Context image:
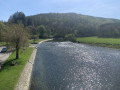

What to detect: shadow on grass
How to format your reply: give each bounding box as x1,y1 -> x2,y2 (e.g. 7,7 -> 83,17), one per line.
1,58 -> 23,71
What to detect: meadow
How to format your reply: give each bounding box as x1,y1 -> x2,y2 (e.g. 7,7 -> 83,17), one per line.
77,37 -> 120,49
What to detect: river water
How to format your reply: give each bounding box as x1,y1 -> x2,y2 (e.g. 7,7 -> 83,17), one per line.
30,42 -> 120,90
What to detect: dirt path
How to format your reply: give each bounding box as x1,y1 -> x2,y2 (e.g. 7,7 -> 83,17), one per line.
38,39 -> 53,44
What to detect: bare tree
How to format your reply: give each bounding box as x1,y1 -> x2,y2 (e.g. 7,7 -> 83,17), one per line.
3,23 -> 29,59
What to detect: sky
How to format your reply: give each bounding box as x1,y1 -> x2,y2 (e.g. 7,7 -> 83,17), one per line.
0,0 -> 120,21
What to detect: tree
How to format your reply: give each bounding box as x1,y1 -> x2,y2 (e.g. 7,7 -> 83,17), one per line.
31,35 -> 39,44
0,21 -> 5,42
8,12 -> 26,25
65,34 -> 76,42
37,25 -> 47,38
26,17 -> 33,26
28,26 -> 39,43
24,13 -> 119,38
3,24 -> 29,59
98,23 -> 120,38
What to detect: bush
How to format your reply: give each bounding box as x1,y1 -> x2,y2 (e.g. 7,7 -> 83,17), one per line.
65,34 -> 76,42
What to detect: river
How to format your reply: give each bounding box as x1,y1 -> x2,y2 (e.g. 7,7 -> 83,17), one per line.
30,42 -> 120,90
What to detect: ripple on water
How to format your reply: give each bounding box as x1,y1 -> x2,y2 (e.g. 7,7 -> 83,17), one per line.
30,42 -> 120,90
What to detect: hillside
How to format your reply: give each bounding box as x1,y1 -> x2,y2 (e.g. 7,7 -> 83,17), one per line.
27,13 -> 120,25
25,13 -> 120,37
7,12 -> 120,38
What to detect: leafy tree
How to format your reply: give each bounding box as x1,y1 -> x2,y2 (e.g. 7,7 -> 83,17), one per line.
32,35 -> 39,44
28,26 -> 38,37
26,17 -> 33,26
3,24 -> 29,59
65,34 -> 76,42
8,12 -> 26,25
37,25 -> 47,38
0,21 -> 5,42
98,23 -> 120,38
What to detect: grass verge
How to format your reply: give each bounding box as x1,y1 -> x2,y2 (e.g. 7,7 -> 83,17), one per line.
0,42 -> 6,46
77,37 -> 120,49
0,47 -> 34,90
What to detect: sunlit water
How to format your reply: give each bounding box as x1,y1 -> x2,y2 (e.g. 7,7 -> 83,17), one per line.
30,42 -> 120,90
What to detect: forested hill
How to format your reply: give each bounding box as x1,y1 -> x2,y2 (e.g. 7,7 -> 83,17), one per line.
25,13 -> 120,37
7,12 -> 120,38
27,13 -> 120,26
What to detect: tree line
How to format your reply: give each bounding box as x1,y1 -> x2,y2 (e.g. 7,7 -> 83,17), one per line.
1,12 -> 120,59
24,13 -> 120,38
7,12 -> 120,39
98,23 -> 120,38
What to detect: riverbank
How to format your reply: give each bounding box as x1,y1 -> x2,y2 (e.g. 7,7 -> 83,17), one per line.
0,47 -> 34,90
76,37 -> 120,49
15,39 -> 53,90
15,48 -> 37,90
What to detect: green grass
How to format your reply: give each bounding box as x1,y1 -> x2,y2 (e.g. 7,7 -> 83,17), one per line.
77,37 -> 120,48
0,47 -> 34,90
29,39 -> 47,44
0,42 -> 6,46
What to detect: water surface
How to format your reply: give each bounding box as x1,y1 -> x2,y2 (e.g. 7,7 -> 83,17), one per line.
30,42 -> 120,90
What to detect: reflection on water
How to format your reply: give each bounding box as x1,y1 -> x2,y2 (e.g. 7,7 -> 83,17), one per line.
30,42 -> 120,90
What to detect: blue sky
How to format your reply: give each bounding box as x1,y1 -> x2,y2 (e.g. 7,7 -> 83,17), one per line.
0,0 -> 120,21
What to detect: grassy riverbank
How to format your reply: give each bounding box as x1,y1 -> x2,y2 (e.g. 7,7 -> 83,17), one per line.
77,37 -> 120,49
0,47 -> 34,90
